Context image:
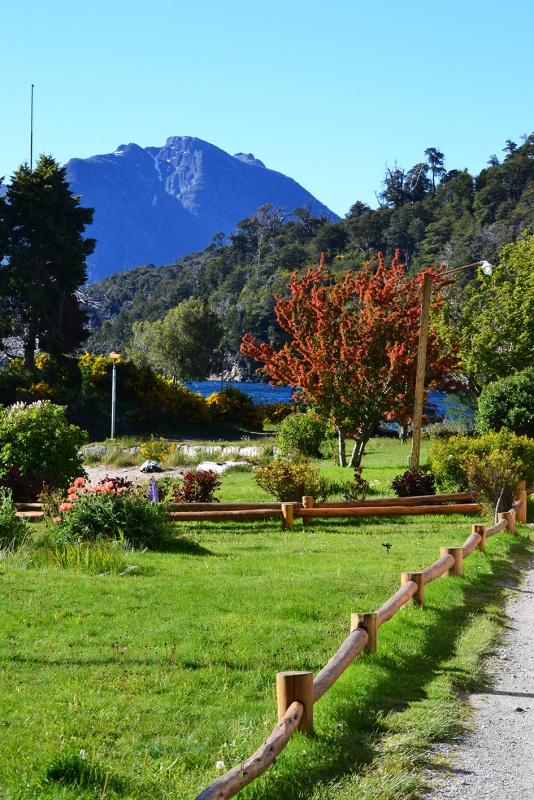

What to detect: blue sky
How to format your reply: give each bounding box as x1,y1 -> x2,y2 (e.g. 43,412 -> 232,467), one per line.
2,0 -> 533,217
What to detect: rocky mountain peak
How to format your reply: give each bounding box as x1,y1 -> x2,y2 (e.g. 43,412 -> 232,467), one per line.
66,136 -> 338,282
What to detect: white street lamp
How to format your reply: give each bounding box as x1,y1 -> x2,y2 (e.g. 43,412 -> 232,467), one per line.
110,351 -> 120,440
410,260 -> 493,470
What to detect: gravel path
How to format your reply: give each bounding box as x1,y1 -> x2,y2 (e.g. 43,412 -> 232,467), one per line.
424,549 -> 534,799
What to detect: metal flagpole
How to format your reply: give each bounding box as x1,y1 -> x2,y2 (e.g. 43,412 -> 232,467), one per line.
30,84 -> 34,171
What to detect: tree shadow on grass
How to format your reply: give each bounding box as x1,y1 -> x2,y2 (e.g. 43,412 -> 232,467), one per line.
156,536 -> 213,555
234,536 -> 530,800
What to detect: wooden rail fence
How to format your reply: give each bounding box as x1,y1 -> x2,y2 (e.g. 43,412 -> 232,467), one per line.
168,491 -> 481,527
14,491 -> 482,526
195,484 -> 530,800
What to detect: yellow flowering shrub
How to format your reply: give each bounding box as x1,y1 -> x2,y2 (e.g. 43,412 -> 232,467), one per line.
121,362 -> 211,424
140,435 -> 177,461
78,352 -> 110,389
18,380 -> 60,402
206,387 -> 264,430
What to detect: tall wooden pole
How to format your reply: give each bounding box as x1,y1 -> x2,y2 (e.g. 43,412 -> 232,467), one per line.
410,272 -> 433,470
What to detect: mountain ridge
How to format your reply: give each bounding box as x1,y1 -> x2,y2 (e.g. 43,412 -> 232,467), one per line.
66,136 -> 338,282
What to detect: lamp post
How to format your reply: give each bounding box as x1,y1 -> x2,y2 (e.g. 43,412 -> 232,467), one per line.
409,261 -> 492,470
110,351 -> 120,440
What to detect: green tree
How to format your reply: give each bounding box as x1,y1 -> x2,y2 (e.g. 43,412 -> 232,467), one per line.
0,156 -> 95,370
424,147 -> 446,193
455,234 -> 534,393
128,298 -> 223,382
476,368 -> 534,437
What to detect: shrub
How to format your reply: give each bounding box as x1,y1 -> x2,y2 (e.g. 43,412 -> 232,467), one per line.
477,368 -> 534,438
276,412 -> 327,458
0,465 -> 58,503
461,450 -> 524,518
206,387 -> 264,430
428,430 -> 534,493
172,470 -> 221,503
0,401 -> 87,498
392,469 -> 436,497
340,466 -> 371,501
260,401 -> 297,425
0,487 -> 28,549
255,458 -> 330,502
117,360 -> 211,424
52,477 -> 172,550
324,466 -> 372,501
140,435 -> 176,462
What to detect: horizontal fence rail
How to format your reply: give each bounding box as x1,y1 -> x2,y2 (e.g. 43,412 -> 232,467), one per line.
196,487 -> 529,800
15,491 -> 483,525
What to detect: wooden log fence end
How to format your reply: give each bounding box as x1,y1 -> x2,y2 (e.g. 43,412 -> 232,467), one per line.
498,509 -> 516,534
302,495 -> 314,527
440,546 -> 463,576
351,612 -> 378,653
472,523 -> 487,551
281,503 -> 295,531
401,571 -> 425,605
276,672 -> 314,733
515,482 -> 528,524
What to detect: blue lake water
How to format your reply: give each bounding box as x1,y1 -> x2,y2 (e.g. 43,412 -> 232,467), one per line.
183,381 -> 468,422
183,380 -> 294,404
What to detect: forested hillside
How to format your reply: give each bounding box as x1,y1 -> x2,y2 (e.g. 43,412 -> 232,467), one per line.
83,134 -> 534,377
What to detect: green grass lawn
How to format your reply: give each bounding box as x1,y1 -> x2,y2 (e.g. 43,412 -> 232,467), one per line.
218,435 -> 419,502
0,439 -> 531,799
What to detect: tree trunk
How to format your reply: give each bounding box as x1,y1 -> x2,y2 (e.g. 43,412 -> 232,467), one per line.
347,420 -> 379,467
337,428 -> 347,467
348,439 -> 364,468
23,313 -> 37,372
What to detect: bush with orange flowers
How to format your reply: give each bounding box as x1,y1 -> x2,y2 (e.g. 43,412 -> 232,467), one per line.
51,477 -> 172,549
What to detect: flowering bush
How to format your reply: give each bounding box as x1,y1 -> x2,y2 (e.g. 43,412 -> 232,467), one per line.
255,458 -> 330,502
173,470 -> 221,503
78,352 -> 110,390
121,362 -> 212,424
260,401 -> 296,425
0,401 -> 87,499
206,387 -> 264,430
52,477 -> 172,549
140,435 -> 176,462
429,430 -> 534,492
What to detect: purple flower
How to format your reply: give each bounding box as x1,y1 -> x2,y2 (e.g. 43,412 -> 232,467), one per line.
148,477 -> 159,504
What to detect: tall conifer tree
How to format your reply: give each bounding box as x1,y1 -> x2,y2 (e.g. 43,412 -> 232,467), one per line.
0,155 -> 95,369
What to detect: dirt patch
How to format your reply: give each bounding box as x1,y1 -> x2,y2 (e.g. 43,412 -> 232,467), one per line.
82,465 -> 184,487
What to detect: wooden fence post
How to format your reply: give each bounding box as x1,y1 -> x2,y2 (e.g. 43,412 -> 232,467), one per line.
473,523 -> 487,551
302,496 -> 314,527
351,612 -> 378,653
401,572 -> 425,605
276,671 -> 314,733
498,509 -> 516,533
440,546 -> 463,576
516,481 -> 527,524
281,503 -> 294,531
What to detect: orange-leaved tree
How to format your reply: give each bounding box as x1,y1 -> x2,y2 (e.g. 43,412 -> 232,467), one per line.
241,251 -> 459,466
